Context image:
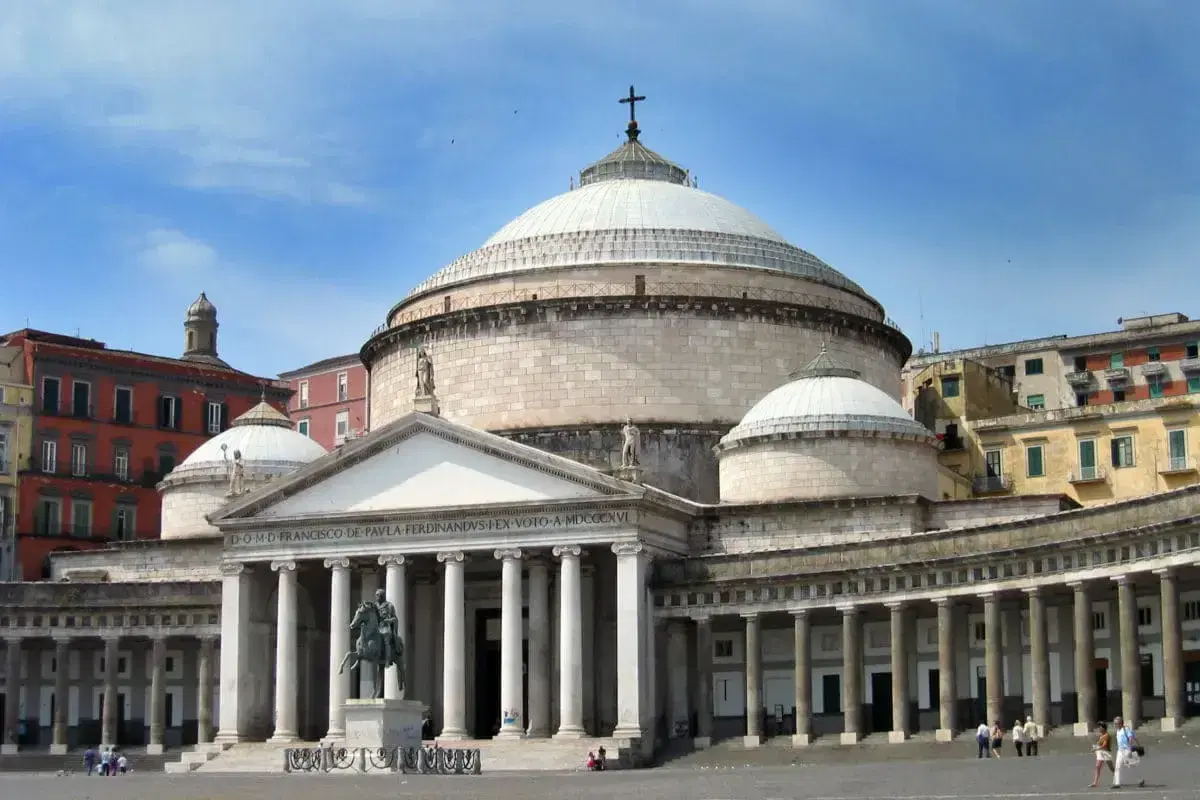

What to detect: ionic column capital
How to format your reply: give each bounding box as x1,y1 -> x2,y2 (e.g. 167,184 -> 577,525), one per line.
933,595 -> 956,610
836,604 -> 861,617
691,614 -> 712,626
611,541 -> 644,558
437,550 -> 466,564
1023,586 -> 1044,599
323,557 -> 351,570
979,591 -> 999,603
740,611 -> 760,621
493,548 -> 523,562
1111,574 -> 1135,587
198,635 -> 218,647
885,600 -> 907,612
790,608 -> 810,620
553,545 -> 582,559
1067,580 -> 1089,590
1153,567 -> 1177,580
378,554 -> 408,568
51,633 -> 72,647
270,559 -> 297,573
219,561 -> 246,576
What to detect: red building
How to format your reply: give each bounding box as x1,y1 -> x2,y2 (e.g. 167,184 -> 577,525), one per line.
279,353 -> 368,451
1,293 -> 291,580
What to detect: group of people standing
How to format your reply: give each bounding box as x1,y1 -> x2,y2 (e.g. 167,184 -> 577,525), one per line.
82,746 -> 128,776
975,717 -> 1041,758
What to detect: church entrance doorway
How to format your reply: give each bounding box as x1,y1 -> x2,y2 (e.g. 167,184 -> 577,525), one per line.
472,608 -> 529,738
870,673 -> 893,733
1095,664 -> 1109,723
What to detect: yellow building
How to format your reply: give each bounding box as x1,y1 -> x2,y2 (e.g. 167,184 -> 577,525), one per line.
0,345 -> 33,581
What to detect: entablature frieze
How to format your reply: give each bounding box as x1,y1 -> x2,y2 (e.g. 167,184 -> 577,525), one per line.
0,604 -> 221,643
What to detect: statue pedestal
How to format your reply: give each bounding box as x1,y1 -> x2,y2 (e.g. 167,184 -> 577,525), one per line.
413,394 -> 439,416
615,464 -> 644,484
343,699 -> 428,750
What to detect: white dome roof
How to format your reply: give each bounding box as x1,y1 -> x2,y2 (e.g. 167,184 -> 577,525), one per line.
182,423 -> 328,469
720,351 -> 934,448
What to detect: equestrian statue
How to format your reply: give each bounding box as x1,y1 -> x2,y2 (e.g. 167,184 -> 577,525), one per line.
338,588 -> 406,699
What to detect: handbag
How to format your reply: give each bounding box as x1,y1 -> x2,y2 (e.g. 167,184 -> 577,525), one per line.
1134,745 -> 1146,757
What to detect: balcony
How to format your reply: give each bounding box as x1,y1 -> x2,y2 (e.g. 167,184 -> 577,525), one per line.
973,474 -> 1012,494
1069,466 -> 1108,484
70,403 -> 95,420
1181,358 -> 1200,374
1065,370 -> 1094,388
940,436 -> 965,452
1104,367 -> 1130,385
1141,361 -> 1168,378
1159,456 -> 1197,476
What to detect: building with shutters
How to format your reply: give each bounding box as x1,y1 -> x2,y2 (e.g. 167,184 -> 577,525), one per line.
278,353 -> 368,451
0,294 -> 290,581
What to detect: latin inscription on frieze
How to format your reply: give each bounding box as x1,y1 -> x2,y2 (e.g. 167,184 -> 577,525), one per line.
226,510 -> 633,549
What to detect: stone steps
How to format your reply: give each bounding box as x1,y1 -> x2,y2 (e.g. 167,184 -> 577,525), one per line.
163,742 -> 231,773
0,749 -> 172,774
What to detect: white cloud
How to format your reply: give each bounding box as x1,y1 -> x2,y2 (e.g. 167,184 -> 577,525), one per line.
137,229 -> 218,273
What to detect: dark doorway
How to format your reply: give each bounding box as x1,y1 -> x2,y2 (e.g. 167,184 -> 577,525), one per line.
870,672 -> 893,733
927,668 -> 940,715
474,608 -> 502,738
1140,654 -> 1154,699
1095,667 -> 1109,723
1184,661 -> 1200,715
821,674 -> 841,715
974,667 -> 987,724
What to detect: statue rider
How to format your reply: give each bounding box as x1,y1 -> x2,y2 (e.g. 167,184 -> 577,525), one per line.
373,588 -> 399,668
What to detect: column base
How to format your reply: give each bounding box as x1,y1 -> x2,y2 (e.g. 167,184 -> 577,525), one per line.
1160,716 -> 1183,732
742,734 -> 763,748
214,731 -> 242,746
323,728 -> 345,741
437,728 -> 468,741
1073,721 -> 1093,737
611,725 -> 645,741
146,743 -> 165,755
839,731 -> 861,745
495,727 -> 525,740
524,729 -> 551,739
791,733 -> 811,747
553,726 -> 586,740
267,732 -> 299,744
693,736 -> 712,749
49,744 -> 68,755
0,744 -> 18,755
888,730 -> 909,743
935,728 -> 956,742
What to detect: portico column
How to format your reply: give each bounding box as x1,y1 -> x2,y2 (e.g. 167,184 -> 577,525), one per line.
197,636 -> 215,744
1115,575 -> 1141,727
792,609 -> 812,746
101,635 -> 119,747
553,545 -> 585,738
1070,581 -> 1096,735
215,562 -> 251,745
743,612 -> 763,747
1026,588 -> 1050,731
437,551 -> 467,739
268,559 -> 299,743
325,558 -> 351,739
612,541 -> 649,741
935,597 -> 957,741
888,602 -> 910,742
50,636 -> 70,754
526,558 -> 551,738
147,637 -> 167,754
1158,568 -> 1184,731
380,555 -> 408,700
495,548 -> 525,738
1,638 -> 19,754
840,606 -> 862,744
982,592 -> 1003,725
358,567 -> 380,699
694,615 -> 714,748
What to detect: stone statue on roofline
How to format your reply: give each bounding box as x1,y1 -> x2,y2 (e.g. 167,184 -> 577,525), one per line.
415,347 -> 436,397
227,449 -> 245,497
621,417 -> 641,468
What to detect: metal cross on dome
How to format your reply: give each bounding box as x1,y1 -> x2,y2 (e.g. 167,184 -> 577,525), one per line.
619,85 -> 646,124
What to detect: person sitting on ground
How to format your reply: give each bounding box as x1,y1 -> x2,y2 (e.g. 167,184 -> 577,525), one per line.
1090,722 -> 1113,787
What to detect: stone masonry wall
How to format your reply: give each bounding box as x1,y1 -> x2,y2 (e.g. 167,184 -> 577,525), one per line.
926,496 -> 1073,530
718,436 -> 939,504
161,482 -> 231,540
48,538 -> 225,582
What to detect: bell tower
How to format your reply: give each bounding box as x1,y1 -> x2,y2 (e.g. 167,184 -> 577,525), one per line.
182,291 -> 220,363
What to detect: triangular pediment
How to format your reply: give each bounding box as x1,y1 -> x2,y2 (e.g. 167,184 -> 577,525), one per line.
211,412 -> 639,522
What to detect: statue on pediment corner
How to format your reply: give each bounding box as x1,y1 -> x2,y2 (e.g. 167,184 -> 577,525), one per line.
621,417 -> 641,468
227,449 -> 245,497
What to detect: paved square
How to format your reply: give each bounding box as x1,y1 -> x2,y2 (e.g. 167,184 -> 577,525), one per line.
1,751 -> 1196,800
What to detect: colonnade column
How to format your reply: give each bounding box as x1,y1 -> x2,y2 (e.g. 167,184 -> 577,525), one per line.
197,636 -> 216,744
1,638 -> 18,754
268,559 -> 299,743
215,562 -> 250,745
982,593 -> 1003,725
693,615 -> 714,748
743,612 -> 763,747
526,558 -> 551,738
888,602 -> 910,742
50,636 -> 70,754
553,545 -> 585,738
1158,568 -> 1184,731
1115,575 -> 1141,727
495,548 -> 525,738
792,609 -> 812,746
1026,588 -> 1050,731
437,551 -> 467,739
935,597 -> 957,741
612,541 -> 648,741
380,555 -> 408,701
1070,581 -> 1097,735
101,635 -> 119,747
147,637 -> 167,754
840,606 -> 862,744
325,557 -> 351,739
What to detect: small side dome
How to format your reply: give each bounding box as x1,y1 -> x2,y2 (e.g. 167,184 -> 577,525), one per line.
186,291 -> 217,320
717,348 -> 939,503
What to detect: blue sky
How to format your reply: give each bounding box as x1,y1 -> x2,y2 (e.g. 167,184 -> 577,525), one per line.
2,0 -> 1198,377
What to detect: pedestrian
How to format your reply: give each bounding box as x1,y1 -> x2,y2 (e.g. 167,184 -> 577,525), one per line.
117,753 -> 128,774
1023,716 -> 1040,756
99,747 -> 111,776
1090,722 -> 1113,788
975,721 -> 990,758
1012,719 -> 1025,757
990,720 -> 1004,758
83,746 -> 97,776
1111,716 -> 1145,789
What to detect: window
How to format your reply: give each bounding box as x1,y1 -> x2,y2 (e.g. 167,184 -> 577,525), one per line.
998,365 -> 1016,379
299,381 -> 310,408
206,400 -> 227,435
1078,439 -> 1098,478
1190,375 -> 1200,394
1024,358 -> 1044,375
71,500 -> 92,537
0,430 -> 8,472
1110,352 -> 1124,369
1183,600 -> 1200,622
985,449 -> 1002,477
1112,389 -> 1126,402
1111,435 -> 1135,469
335,410 -> 350,442
158,395 -> 180,430
1093,611 -> 1107,631
1026,444 -> 1045,477
941,376 -> 960,398
70,442 -> 88,477
714,639 -> 733,658
1026,394 -> 1045,410
297,419 -> 310,438
1076,393 -> 1090,407
337,372 -> 349,402
1147,346 -> 1161,362
1148,375 -> 1164,399
1187,342 -> 1199,360
41,377 -> 60,414
41,439 -> 58,473
114,506 -> 136,541
113,448 -> 130,481
71,380 -> 91,419
113,387 -> 133,424
158,452 -> 176,475
973,621 -> 986,642
35,497 -> 61,535
1074,355 -> 1088,371
1168,429 -> 1188,471
1137,606 -> 1153,627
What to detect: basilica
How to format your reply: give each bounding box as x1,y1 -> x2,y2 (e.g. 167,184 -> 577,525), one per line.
1,101 -> 1198,771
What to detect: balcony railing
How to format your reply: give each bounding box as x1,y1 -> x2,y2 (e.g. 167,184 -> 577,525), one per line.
1069,466 -> 1107,484
1141,362 -> 1167,377
941,436 -> 965,452
973,474 -> 1011,493
70,403 -> 95,420
1181,357 -> 1200,374
1160,455 -> 1197,475
1065,370 -> 1094,388
1104,367 -> 1130,385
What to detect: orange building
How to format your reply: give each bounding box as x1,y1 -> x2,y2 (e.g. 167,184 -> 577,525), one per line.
279,353 -> 368,450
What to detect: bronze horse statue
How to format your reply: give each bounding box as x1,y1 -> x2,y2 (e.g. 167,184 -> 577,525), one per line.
337,601 -> 405,699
